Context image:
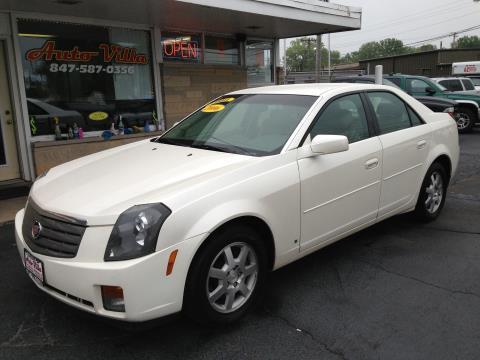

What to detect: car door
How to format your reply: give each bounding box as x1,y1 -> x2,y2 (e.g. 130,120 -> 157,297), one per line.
365,91 -> 432,220
297,93 -> 382,251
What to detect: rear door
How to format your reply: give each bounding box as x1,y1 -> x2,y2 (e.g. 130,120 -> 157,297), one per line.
298,93 -> 382,251
365,91 -> 431,219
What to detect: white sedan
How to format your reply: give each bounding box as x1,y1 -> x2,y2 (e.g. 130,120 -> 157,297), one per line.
15,84 -> 459,324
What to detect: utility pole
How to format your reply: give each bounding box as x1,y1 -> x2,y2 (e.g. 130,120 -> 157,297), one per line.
315,35 -> 322,82
452,32 -> 457,48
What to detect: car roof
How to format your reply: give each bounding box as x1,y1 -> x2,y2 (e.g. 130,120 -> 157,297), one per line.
432,77 -> 472,81
228,83 -> 389,96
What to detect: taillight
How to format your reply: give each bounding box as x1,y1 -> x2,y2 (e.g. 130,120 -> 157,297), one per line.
443,107 -> 455,119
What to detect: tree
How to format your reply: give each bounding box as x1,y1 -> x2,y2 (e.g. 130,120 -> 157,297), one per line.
456,35 -> 480,49
416,44 -> 437,52
286,37 -> 341,72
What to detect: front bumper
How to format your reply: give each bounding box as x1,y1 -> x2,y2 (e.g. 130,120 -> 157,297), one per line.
15,209 -> 202,322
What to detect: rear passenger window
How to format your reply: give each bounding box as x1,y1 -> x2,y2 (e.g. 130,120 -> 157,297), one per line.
461,79 -> 475,91
367,92 -> 411,134
310,94 -> 370,144
407,107 -> 423,126
439,80 -> 462,92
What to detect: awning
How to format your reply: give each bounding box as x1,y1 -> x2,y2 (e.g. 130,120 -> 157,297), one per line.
1,0 -> 361,38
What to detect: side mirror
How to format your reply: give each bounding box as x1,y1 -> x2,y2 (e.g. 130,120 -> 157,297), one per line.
310,135 -> 349,155
425,86 -> 436,95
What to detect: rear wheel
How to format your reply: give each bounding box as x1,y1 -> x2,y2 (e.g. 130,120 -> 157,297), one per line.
184,224 -> 267,324
454,108 -> 475,133
414,163 -> 448,222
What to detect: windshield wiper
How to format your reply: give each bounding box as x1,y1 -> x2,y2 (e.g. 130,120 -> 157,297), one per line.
154,138 -> 190,147
190,144 -> 231,153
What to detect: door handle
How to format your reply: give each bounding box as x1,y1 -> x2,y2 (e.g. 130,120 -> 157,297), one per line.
365,158 -> 379,170
417,140 -> 427,149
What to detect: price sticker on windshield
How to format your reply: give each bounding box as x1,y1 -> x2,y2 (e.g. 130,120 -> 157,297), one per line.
211,97 -> 236,105
202,104 -> 225,113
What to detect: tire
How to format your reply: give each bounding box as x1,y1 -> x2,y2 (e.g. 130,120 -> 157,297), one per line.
414,162 -> 448,222
184,223 -> 268,324
454,108 -> 476,133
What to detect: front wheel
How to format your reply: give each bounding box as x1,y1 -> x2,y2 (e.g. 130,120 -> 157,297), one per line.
454,108 -> 476,133
183,224 -> 267,324
414,163 -> 448,222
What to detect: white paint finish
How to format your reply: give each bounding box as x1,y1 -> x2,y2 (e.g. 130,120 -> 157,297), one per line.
0,40 -> 20,180
377,124 -> 432,218
15,83 -> 460,321
298,137 -> 382,251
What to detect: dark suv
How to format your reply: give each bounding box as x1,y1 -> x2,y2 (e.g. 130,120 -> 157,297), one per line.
385,74 -> 480,133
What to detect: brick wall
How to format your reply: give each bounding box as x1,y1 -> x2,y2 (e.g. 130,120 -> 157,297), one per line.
161,63 -> 247,129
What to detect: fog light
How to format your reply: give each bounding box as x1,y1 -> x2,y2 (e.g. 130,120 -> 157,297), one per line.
101,286 -> 125,312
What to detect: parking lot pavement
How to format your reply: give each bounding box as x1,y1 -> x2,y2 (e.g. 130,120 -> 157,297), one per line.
0,132 -> 479,360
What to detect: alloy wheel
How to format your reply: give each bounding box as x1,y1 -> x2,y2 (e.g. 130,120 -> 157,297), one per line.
455,112 -> 471,130
206,242 -> 258,314
425,171 -> 444,214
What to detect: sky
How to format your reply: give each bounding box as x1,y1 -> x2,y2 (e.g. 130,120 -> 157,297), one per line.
315,0 -> 480,56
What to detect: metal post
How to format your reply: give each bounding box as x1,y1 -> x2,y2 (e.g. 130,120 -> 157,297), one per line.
327,34 -> 331,80
283,38 -> 287,84
375,65 -> 383,84
315,34 -> 322,82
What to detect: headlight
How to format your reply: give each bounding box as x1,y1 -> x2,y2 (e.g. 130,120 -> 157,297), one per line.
104,203 -> 171,261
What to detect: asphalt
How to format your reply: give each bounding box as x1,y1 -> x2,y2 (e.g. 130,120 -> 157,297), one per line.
0,131 -> 479,360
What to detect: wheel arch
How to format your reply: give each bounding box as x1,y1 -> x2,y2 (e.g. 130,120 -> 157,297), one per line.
189,215 -> 276,273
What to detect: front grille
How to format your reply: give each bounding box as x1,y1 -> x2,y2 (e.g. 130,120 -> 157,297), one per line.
22,200 -> 87,258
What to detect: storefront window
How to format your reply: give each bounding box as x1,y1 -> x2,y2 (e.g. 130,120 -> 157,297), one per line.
204,36 -> 240,65
18,19 -> 156,136
161,32 -> 202,63
246,40 -> 274,87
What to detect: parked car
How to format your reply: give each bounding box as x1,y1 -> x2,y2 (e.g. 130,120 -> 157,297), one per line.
385,74 -> 480,133
431,77 -> 479,95
16,84 -> 459,324
333,76 -> 458,117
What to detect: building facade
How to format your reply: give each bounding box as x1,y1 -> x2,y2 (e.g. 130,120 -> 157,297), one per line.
360,48 -> 480,78
0,0 -> 361,183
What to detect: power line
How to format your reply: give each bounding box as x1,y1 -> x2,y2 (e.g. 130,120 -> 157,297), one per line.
403,24 -> 480,46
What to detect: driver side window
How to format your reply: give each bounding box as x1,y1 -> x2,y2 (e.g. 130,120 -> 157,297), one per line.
309,94 -> 370,144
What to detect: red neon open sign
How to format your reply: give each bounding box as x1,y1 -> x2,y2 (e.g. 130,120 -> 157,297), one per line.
162,34 -> 201,62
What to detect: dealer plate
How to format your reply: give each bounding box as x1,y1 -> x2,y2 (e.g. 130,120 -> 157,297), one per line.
24,250 -> 44,286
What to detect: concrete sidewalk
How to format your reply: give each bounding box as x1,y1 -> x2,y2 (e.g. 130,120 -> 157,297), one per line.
0,196 -> 27,224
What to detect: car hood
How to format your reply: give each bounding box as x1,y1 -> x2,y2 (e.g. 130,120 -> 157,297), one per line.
30,140 -> 253,225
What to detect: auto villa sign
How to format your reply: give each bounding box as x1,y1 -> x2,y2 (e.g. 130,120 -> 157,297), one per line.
25,40 -> 149,64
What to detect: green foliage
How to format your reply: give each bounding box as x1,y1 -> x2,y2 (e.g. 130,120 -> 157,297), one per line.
286,37 -> 444,69
285,37 -> 341,72
456,36 -> 480,49
416,44 -> 437,52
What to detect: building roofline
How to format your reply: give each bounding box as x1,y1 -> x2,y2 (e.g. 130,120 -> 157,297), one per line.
359,48 -> 480,63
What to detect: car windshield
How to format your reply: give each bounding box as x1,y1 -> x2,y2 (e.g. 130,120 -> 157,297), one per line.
155,94 -> 317,156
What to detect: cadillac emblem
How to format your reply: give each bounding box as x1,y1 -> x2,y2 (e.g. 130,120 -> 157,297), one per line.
31,220 -> 42,240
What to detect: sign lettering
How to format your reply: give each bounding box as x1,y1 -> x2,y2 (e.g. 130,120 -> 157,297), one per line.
25,41 -> 148,65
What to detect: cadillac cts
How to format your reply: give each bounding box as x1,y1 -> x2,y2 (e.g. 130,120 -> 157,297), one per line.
15,84 -> 459,324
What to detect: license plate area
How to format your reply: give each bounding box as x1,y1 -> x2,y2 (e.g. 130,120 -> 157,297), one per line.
24,250 -> 45,286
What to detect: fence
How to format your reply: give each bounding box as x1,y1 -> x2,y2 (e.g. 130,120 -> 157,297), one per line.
279,70 -> 365,84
